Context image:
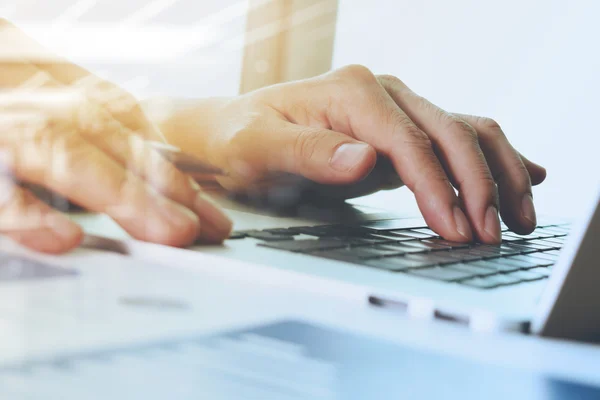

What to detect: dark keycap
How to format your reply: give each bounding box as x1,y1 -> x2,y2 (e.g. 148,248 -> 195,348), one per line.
460,273 -> 522,289
259,239 -> 347,253
364,256 -> 438,271
407,266 -> 476,282
448,263 -> 498,277
360,219 -> 428,231
467,260 -> 521,273
378,243 -> 429,254
505,269 -> 546,282
509,254 -> 554,268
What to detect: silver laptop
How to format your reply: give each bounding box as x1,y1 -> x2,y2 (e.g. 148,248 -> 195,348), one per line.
185,186 -> 600,343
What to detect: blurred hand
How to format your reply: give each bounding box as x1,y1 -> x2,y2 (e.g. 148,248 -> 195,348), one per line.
0,20 -> 232,254
159,65 -> 546,244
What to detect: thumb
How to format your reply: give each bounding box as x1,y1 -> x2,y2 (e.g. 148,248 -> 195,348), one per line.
274,121 -> 378,184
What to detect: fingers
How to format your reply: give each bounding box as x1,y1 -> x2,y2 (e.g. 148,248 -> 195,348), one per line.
0,176 -> 83,254
455,114 -> 544,234
1,118 -> 203,248
80,121 -> 232,243
379,76 -> 500,243
319,66 -> 472,242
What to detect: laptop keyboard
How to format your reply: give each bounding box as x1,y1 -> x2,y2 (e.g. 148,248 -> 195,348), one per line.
229,221 -> 569,290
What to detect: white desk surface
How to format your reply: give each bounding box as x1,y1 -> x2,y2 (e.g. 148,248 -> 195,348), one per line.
1,227 -> 600,391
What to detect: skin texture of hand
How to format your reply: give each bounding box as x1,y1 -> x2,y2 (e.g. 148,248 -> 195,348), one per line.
0,20 -> 232,254
156,65 -> 546,245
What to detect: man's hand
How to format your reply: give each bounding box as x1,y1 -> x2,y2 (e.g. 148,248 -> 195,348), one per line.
0,20 -> 232,253
158,65 -> 546,244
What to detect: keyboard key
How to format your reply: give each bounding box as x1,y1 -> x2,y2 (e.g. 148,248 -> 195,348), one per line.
401,241 -> 448,251
468,260 -> 521,273
403,253 -> 458,265
448,263 -> 498,277
527,267 -> 552,278
407,266 -> 476,282
423,239 -> 470,249
502,243 -> 543,254
509,254 -> 554,268
537,226 -> 570,236
531,251 -> 559,263
259,239 -> 347,253
502,235 -> 528,243
410,228 -> 439,237
460,273 -> 522,289
539,237 -> 565,246
442,250 -> 484,262
360,219 -> 428,231
317,246 -> 401,261
379,243 -> 429,254
366,232 -> 421,242
245,231 -> 298,241
364,256 -> 438,271
505,269 -> 546,282
472,244 -> 522,257
526,239 -> 562,250
493,256 -> 540,269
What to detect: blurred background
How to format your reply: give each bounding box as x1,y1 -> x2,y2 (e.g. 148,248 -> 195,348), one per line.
3,0 -> 599,219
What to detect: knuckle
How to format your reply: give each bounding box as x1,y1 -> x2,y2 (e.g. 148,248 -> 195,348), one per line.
377,74 -> 406,88
336,64 -> 376,83
393,115 -> 432,148
292,128 -> 326,162
478,116 -> 502,132
445,116 -> 478,143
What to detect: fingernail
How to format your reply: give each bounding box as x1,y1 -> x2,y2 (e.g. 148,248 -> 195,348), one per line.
453,206 -> 472,241
194,193 -> 233,242
521,193 -> 537,227
330,143 -> 371,172
484,205 -> 501,242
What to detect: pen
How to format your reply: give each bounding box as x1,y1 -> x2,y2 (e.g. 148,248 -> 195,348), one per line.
149,141 -> 227,176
